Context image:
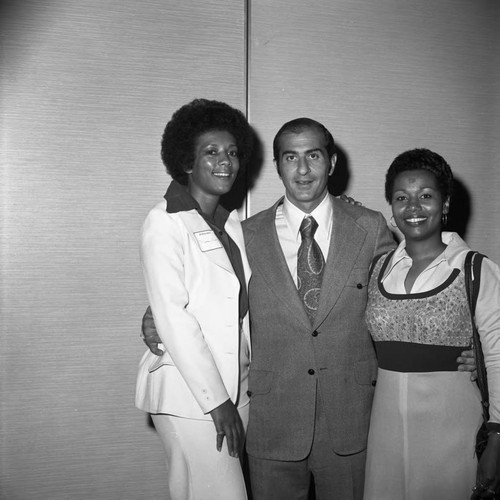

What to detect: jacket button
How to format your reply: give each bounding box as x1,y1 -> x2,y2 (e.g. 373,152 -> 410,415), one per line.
308,369 -> 315,375
371,380 -> 377,386
247,390 -> 252,397
312,330 -> 318,337
357,283 -> 363,289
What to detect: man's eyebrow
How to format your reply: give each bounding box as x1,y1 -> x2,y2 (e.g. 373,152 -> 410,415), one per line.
281,148 -> 322,156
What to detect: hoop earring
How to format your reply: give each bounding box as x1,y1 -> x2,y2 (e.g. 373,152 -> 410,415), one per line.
390,216 -> 398,228
442,213 -> 448,226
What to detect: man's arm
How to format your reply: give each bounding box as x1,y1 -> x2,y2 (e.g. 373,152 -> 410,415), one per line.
457,349 -> 476,381
140,305 -> 243,457
370,212 -> 477,378
141,308 -> 478,379
141,305 -> 163,356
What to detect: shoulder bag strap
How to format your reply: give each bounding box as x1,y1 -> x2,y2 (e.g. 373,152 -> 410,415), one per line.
464,250 -> 489,422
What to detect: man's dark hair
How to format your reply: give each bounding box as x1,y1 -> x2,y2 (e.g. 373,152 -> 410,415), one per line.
272,117 -> 335,172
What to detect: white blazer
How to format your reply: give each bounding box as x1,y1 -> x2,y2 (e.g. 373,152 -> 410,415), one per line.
135,200 -> 251,420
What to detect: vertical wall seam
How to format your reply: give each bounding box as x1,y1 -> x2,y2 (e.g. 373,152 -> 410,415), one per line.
244,0 -> 251,219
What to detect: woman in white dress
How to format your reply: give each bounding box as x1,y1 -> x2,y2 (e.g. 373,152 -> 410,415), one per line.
363,148 -> 500,500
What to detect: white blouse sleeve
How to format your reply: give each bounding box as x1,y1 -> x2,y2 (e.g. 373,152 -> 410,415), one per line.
475,256 -> 500,423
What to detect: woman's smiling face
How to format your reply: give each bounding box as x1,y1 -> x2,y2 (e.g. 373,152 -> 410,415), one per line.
187,130 -> 240,201
391,169 -> 449,242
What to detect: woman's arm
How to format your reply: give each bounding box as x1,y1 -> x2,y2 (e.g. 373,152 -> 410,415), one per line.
141,206 -> 230,414
473,256 -> 500,496
476,257 -> 500,423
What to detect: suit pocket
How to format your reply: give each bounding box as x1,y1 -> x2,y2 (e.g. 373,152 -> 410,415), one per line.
354,358 -> 377,385
345,267 -> 369,288
248,369 -> 274,395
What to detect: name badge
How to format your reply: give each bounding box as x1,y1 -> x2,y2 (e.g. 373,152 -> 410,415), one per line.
194,230 -> 223,252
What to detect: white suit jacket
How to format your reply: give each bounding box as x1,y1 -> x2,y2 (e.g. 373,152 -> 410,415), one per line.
135,200 -> 251,419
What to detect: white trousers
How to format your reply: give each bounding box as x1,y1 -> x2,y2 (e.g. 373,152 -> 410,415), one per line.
151,404 -> 249,500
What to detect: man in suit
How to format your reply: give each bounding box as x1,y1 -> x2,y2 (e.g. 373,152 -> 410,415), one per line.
240,118 -> 394,500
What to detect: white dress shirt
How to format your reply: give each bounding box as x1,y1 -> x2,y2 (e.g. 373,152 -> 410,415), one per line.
275,192 -> 333,287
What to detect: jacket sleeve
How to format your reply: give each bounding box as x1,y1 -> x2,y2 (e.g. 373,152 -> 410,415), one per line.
373,211 -> 396,259
140,206 -> 230,414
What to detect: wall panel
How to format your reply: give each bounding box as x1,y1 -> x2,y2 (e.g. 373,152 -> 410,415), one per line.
2,0 -> 500,498
0,1 -> 246,498
247,0 -> 500,264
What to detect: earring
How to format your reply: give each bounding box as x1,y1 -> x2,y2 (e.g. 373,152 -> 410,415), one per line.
390,216 -> 398,228
442,213 -> 448,226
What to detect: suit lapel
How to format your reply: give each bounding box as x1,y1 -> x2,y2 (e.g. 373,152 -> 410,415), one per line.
314,198 -> 367,327
246,201 -> 311,329
178,210 -> 235,275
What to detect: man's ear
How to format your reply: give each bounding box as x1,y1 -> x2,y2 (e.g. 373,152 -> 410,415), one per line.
329,153 -> 337,176
274,159 -> 282,178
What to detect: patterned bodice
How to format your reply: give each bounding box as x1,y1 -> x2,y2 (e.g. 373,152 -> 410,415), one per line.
365,252 -> 472,347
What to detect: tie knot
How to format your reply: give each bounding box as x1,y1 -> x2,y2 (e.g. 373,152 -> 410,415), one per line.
299,216 -> 318,241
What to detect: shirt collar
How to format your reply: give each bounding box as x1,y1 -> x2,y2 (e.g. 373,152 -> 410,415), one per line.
164,180 -> 229,227
282,191 -> 332,241
441,231 -> 471,267
383,231 -> 471,279
164,180 -> 198,213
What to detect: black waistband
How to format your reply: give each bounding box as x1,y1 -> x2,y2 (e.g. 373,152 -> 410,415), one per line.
375,340 -> 469,372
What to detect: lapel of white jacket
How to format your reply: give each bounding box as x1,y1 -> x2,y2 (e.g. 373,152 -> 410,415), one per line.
178,209 -> 235,275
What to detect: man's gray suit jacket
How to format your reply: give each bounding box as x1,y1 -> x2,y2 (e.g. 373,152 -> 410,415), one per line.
243,195 -> 395,461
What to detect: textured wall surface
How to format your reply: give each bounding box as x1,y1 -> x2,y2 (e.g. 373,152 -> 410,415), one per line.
247,0 -> 500,264
1,0 -> 500,499
0,1 -> 245,498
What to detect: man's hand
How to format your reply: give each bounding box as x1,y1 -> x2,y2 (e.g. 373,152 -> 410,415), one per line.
209,398 -> 244,459
457,349 -> 477,382
141,306 -> 164,356
338,194 -> 362,206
